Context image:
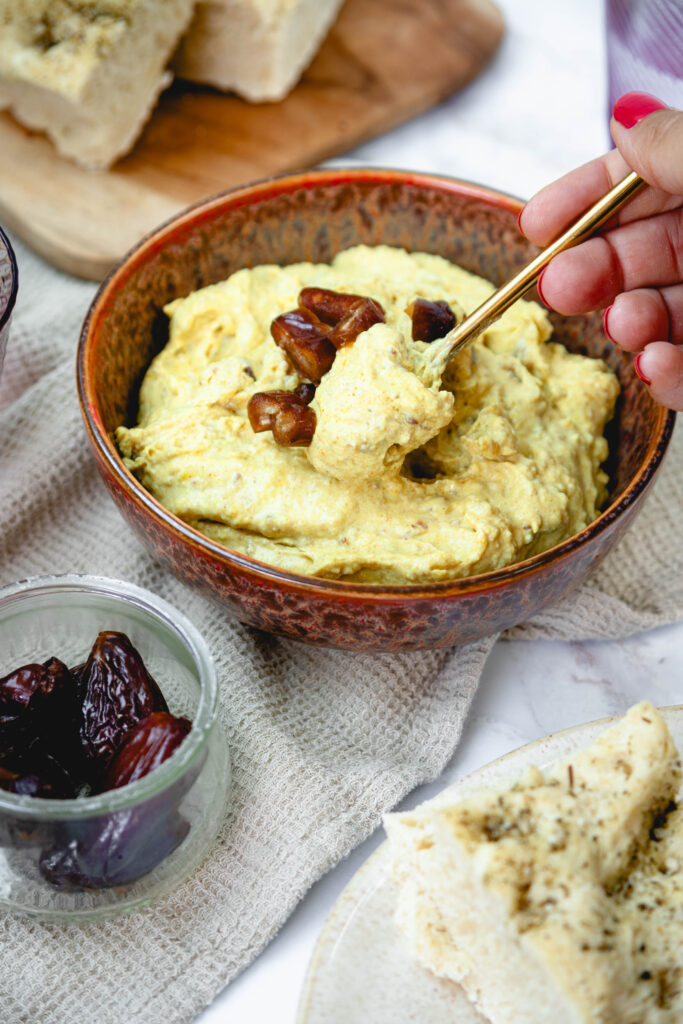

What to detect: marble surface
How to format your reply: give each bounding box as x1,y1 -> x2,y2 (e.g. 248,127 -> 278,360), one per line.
196,1 -> 683,1021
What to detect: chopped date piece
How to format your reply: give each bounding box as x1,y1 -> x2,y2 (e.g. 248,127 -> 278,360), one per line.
101,712 -> 191,791
271,402 -> 316,447
298,286 -> 370,325
270,290 -> 386,381
247,390 -> 317,447
294,382 -> 316,404
328,297 -> 385,349
271,308 -> 336,383
247,390 -> 305,431
79,631 -> 169,775
406,298 -> 457,342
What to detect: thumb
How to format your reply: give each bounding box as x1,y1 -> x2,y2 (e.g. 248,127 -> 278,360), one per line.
611,93 -> 683,196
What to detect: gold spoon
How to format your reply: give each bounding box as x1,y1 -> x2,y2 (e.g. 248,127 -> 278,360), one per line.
426,170 -> 646,374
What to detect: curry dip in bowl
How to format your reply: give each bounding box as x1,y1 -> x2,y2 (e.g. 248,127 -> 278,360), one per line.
116,246 -> 619,586
77,169 -> 674,651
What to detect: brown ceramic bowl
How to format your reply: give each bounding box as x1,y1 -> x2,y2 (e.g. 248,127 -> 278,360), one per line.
77,169 -> 675,652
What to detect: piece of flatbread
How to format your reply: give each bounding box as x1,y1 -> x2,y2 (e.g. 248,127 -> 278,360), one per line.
174,0 -> 345,101
0,0 -> 196,169
385,702 -> 683,1024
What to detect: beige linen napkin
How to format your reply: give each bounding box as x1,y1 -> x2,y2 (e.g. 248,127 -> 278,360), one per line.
0,238 -> 681,1024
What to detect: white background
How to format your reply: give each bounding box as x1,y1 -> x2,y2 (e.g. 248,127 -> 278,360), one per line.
197,1 -> 683,1020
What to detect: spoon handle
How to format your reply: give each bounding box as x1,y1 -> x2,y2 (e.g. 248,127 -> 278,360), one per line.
427,170 -> 646,367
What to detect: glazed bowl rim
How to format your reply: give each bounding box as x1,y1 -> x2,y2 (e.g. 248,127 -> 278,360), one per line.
77,167 -> 676,601
0,223 -> 18,333
0,573 -> 217,818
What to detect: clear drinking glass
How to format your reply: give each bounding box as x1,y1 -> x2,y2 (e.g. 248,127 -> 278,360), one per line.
0,575 -> 230,920
607,0 -> 683,123
0,225 -> 18,384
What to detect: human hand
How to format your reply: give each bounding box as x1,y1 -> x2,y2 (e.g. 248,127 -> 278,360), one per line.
519,92 -> 683,410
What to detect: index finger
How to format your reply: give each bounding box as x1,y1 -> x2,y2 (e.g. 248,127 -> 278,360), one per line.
519,148 -> 681,246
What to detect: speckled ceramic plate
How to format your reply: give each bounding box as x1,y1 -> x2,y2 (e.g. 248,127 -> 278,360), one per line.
296,706 -> 683,1024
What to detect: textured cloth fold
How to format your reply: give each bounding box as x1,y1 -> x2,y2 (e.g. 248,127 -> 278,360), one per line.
0,238 -> 681,1024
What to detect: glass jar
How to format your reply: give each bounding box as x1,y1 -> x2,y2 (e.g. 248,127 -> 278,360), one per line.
0,575 -> 230,920
0,225 -> 18,384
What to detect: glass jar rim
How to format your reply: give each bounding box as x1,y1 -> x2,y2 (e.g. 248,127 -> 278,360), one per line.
0,573 -> 218,818
0,224 -> 18,332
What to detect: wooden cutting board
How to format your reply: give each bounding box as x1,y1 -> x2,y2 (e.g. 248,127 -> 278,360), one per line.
0,0 -> 503,280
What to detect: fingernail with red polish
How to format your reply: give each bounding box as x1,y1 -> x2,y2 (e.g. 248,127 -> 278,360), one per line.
634,352 -> 652,386
602,305 -> 615,342
537,268 -> 550,308
613,91 -> 667,128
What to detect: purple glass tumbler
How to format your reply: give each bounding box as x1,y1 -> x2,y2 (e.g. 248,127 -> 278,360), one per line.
607,1 -> 683,123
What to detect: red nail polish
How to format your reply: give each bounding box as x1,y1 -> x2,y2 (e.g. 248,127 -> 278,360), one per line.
517,208 -> 524,234
536,268 -> 550,308
602,305 -> 614,342
613,91 -> 667,128
634,352 -> 652,385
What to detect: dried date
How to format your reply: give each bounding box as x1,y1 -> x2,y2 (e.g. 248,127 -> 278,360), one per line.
79,631 -> 168,775
0,663 -> 44,715
269,289 -> 386,385
248,390 -> 305,431
0,657 -> 73,722
40,712 -> 194,888
247,390 -> 317,447
271,403 -> 316,446
270,309 -> 336,383
294,382 -> 316,404
0,663 -> 45,761
40,799 -> 190,890
406,298 -> 456,342
328,297 -> 385,349
298,288 -> 386,348
0,658 -> 82,777
40,711 -> 196,890
101,712 -> 191,791
298,287 -> 369,325
0,632 -> 196,887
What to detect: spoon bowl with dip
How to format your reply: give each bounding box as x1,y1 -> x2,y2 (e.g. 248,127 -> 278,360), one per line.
304,171 -> 647,485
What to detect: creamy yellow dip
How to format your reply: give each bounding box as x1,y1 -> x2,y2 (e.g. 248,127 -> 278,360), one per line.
116,246 -> 619,584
